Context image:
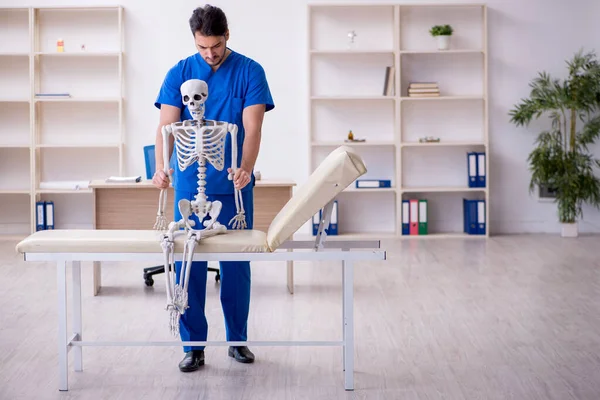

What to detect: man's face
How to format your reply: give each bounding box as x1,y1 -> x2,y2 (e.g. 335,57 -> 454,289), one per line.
194,31 -> 228,67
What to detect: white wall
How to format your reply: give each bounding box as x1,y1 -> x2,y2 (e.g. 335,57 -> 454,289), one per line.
484,0 -> 600,234
2,0 -> 598,234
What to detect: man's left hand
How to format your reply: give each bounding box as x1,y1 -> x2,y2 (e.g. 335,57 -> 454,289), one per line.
228,167 -> 251,190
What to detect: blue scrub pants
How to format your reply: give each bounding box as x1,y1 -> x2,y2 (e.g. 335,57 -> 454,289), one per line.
173,188 -> 254,352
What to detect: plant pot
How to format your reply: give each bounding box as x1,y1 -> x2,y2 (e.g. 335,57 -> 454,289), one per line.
561,222 -> 578,237
436,35 -> 450,50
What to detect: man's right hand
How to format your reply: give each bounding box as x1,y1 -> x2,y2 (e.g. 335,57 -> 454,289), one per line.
152,168 -> 173,189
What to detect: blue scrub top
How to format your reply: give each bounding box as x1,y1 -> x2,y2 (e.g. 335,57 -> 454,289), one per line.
154,49 -> 274,195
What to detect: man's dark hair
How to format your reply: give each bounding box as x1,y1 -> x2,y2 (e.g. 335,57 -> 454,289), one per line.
189,4 -> 228,37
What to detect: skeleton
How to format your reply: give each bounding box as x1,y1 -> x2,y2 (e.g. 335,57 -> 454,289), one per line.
153,78 -> 247,336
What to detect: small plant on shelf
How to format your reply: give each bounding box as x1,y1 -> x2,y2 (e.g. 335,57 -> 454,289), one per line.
508,49 -> 600,237
429,24 -> 453,50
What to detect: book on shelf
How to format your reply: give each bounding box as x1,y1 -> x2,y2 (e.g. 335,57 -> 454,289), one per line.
355,179 -> 391,189
36,200 -> 55,231
39,180 -> 90,190
383,66 -> 395,96
312,200 -> 338,236
407,82 -> 439,97
466,151 -> 486,188
463,198 -> 485,235
35,93 -> 71,98
402,199 -> 427,235
105,175 -> 141,183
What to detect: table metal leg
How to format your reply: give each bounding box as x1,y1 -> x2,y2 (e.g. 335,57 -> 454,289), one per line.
72,261 -> 83,372
342,259 -> 354,391
93,261 -> 101,296
287,249 -> 294,294
342,260 -> 346,369
57,260 -> 68,391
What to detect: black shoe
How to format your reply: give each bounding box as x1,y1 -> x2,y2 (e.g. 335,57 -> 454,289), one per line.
228,346 -> 255,363
178,350 -> 205,372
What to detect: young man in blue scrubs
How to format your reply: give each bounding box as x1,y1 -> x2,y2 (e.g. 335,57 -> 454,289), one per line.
152,4 -> 274,372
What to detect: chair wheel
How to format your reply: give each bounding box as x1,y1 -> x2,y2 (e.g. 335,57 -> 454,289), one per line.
144,273 -> 154,287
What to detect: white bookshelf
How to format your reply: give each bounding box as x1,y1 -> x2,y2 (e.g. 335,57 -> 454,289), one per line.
0,6 -> 124,235
308,3 -> 488,238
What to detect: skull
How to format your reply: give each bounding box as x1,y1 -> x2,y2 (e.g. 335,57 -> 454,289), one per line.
180,79 -> 208,120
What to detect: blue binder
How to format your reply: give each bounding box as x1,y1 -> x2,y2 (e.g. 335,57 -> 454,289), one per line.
402,200 -> 410,235
355,179 -> 391,189
467,152 -> 477,188
476,199 -> 486,235
312,212 -> 320,235
463,199 -> 478,234
326,200 -> 338,235
313,200 -> 339,236
476,152 -> 486,187
45,201 -> 55,229
36,201 -> 46,231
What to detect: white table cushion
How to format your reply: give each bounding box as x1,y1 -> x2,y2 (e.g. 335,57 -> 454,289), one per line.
16,229 -> 269,254
265,146 -> 366,251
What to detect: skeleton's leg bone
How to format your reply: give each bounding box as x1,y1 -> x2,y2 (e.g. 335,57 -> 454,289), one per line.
182,231 -> 199,295
170,233 -> 198,327
160,225 -> 190,337
160,235 -> 175,304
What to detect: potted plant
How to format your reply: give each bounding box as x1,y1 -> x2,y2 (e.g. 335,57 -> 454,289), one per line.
429,24 -> 453,50
509,49 -> 600,237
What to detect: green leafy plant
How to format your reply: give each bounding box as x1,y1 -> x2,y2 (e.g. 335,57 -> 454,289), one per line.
429,24 -> 453,36
509,49 -> 600,224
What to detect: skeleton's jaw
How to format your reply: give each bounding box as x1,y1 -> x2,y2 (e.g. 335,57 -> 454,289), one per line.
189,104 -> 205,121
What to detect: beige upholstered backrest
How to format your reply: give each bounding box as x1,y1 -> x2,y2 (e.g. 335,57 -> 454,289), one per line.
265,146 -> 367,251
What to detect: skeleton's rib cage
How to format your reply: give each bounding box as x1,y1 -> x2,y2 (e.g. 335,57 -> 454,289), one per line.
173,120 -> 228,173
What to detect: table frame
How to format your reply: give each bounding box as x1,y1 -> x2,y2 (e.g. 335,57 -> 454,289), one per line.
24,239 -> 385,392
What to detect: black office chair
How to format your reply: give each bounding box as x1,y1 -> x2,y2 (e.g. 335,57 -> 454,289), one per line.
142,145 -> 220,287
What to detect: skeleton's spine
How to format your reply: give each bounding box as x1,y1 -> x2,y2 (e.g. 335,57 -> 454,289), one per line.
194,118 -> 207,205
195,160 -> 207,204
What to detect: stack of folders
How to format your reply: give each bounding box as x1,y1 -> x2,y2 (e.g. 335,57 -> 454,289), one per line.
312,200 -> 338,235
402,199 -> 428,235
36,201 -> 55,231
463,198 -> 486,235
467,151 -> 486,188
407,82 -> 439,97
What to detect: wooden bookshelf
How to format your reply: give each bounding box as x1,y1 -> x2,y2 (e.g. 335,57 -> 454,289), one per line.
0,6 -> 124,235
308,3 -> 488,238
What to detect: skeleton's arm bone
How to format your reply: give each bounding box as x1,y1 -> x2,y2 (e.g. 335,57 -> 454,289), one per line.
161,124 -> 173,177
154,104 -> 179,172
228,123 -> 238,180
153,124 -> 174,231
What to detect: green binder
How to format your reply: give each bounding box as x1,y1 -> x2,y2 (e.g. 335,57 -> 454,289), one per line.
418,199 -> 428,235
